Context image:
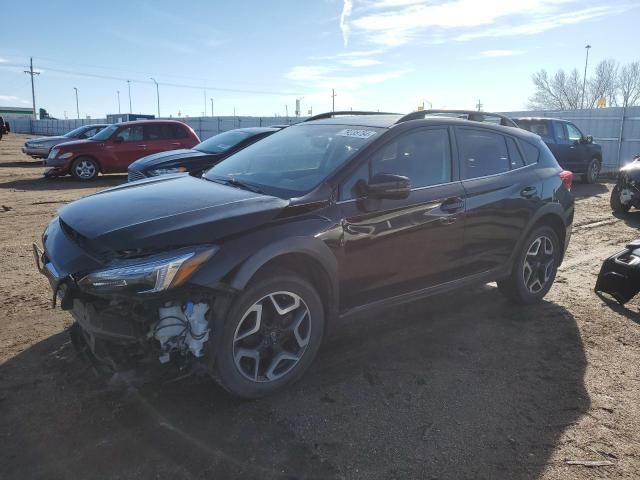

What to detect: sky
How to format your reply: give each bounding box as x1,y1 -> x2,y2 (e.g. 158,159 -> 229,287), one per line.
1,0 -> 639,119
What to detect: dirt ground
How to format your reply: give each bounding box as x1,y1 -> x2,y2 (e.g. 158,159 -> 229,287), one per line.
0,132 -> 638,480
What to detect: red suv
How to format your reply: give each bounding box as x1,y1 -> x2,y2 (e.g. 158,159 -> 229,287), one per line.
44,120 -> 200,180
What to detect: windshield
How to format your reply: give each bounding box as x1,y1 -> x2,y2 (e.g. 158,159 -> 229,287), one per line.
64,126 -> 91,138
204,124 -> 383,198
90,124 -> 117,141
195,130 -> 252,154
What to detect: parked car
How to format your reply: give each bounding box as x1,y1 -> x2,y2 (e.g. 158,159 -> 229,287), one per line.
610,154 -> 640,213
34,110 -> 573,398
44,120 -> 200,180
127,127 -> 282,182
512,117 -> 602,183
22,124 -> 108,159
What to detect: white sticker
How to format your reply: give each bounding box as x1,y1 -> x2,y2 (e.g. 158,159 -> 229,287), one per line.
336,129 -> 377,139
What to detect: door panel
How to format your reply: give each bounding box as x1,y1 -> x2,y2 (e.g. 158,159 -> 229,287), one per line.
107,125 -> 146,171
337,126 -> 466,310
456,127 -> 542,274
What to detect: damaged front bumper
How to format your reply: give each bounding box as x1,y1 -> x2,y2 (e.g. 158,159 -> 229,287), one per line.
595,239 -> 640,304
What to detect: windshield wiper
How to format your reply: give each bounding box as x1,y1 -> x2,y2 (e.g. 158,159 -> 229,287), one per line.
208,176 -> 264,194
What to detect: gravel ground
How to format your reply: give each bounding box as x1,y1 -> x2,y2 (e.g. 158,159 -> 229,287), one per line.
0,133 -> 638,480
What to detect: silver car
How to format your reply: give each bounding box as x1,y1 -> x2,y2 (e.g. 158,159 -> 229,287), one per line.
22,124 -> 108,158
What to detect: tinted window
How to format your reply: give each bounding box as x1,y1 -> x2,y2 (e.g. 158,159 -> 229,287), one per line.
340,128 -> 451,200
566,123 -> 582,141
171,124 -> 189,138
554,122 -> 568,141
506,137 -> 525,169
145,124 -> 170,140
196,130 -> 252,154
520,140 -> 540,165
515,120 -> 551,140
458,128 -> 509,179
117,125 -> 144,142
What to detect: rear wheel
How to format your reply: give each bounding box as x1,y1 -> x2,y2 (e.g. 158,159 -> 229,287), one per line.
584,158 -> 601,184
610,184 -> 631,213
214,269 -> 325,398
71,157 -> 99,180
498,226 -> 560,304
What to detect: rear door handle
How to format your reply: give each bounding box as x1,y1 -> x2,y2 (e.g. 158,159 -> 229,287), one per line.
171,142 -> 181,146
520,186 -> 538,198
137,144 -> 147,148
441,197 -> 464,213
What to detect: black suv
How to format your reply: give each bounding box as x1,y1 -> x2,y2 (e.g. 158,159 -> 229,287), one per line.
34,110 -> 574,398
513,117 -> 602,183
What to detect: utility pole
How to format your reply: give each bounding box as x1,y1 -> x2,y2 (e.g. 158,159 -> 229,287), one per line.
203,90 -> 207,118
73,87 -> 79,119
127,80 -> 132,113
116,90 -> 121,114
285,104 -> 289,120
23,57 -> 40,119
476,99 -> 483,111
150,78 -> 160,117
331,89 -> 337,112
581,44 -> 591,110
210,98 -> 214,116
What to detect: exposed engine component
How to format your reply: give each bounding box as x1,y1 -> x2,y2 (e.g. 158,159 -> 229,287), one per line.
152,301 -> 210,363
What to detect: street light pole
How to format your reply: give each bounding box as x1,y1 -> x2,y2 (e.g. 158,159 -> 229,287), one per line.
127,80 -> 132,114
116,90 -> 121,114
73,87 -> 79,119
150,78 -> 160,117
210,98 -> 214,116
581,44 -> 591,110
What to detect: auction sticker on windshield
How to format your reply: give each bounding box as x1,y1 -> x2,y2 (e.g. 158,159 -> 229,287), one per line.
336,129 -> 377,139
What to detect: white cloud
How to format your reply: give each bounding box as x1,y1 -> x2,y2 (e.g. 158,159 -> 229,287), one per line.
285,65 -> 335,82
339,58 -> 382,67
0,58 -> 7,63
0,95 -> 21,102
346,0 -> 629,47
340,0 -> 353,46
477,49 -> 525,58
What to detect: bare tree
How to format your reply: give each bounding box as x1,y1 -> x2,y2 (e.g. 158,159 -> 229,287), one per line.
587,59 -> 618,108
618,61 -> 640,108
529,68 -> 582,110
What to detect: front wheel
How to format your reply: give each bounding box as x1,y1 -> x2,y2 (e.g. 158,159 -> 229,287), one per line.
71,157 -> 99,180
498,226 -> 560,304
584,158 -> 601,184
610,184 -> 631,213
214,269 -> 325,398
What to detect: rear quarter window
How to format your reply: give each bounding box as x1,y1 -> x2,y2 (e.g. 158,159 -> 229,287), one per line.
519,140 -> 540,165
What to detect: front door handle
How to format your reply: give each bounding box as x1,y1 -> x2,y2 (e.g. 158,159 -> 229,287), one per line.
520,186 -> 538,198
171,142 -> 181,146
137,144 -> 147,148
441,197 -> 464,213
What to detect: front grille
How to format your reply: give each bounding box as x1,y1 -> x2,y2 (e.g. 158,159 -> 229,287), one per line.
128,170 -> 146,182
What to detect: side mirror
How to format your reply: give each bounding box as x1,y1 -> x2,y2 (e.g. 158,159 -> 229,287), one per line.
365,173 -> 411,200
113,136 -> 124,144
585,135 -> 593,144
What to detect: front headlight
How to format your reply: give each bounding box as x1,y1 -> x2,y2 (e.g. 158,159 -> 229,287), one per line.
148,166 -> 187,176
78,246 -> 217,295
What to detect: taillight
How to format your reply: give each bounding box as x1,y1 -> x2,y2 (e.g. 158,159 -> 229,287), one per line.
560,170 -> 573,191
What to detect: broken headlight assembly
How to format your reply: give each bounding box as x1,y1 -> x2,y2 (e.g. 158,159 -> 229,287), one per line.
78,246 -> 217,295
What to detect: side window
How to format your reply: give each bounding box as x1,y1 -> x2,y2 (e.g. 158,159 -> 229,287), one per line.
145,124 -> 171,140
340,128 -> 452,200
506,137 -> 525,169
171,124 -> 189,139
554,122 -> 568,142
566,123 -> 583,142
520,140 -> 540,165
458,128 -> 509,180
117,125 -> 144,142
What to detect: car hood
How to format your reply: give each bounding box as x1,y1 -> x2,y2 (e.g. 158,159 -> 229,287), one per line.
53,139 -> 95,151
129,148 -> 211,170
27,136 -> 67,144
58,175 -> 288,255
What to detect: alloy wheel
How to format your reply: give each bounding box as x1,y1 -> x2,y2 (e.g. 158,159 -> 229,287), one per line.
522,235 -> 555,294
589,160 -> 600,182
233,291 -> 312,383
74,160 -> 96,179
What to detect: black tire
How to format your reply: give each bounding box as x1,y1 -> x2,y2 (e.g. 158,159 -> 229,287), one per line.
583,157 -> 601,184
71,157 -> 99,180
214,269 -> 325,398
610,184 -> 631,213
498,226 -> 560,304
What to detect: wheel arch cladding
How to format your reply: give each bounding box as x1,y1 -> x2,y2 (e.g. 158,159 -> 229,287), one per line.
528,212 -> 567,260
229,237 -> 339,320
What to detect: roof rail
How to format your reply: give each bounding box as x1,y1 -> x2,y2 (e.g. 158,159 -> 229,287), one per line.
395,109 -> 519,128
304,110 -> 401,122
